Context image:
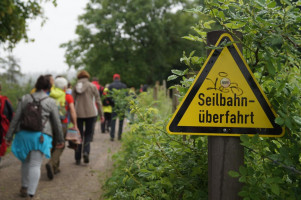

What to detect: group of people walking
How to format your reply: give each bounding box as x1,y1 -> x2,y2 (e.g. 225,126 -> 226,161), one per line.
0,70 -> 128,199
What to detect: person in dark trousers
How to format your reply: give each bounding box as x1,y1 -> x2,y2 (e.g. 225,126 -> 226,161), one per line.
108,74 -> 127,141
73,70 -> 104,165
101,88 -> 113,133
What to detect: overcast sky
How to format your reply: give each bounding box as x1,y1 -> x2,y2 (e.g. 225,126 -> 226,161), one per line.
6,0 -> 88,74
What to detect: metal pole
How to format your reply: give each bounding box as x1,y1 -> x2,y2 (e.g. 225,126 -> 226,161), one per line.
207,30 -> 244,200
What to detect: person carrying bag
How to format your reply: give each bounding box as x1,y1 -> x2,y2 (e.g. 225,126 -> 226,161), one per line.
5,75 -> 64,200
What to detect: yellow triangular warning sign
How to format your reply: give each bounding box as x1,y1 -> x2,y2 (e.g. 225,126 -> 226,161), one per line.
167,33 -> 284,137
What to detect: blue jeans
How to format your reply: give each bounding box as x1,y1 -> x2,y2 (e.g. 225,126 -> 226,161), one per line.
75,117 -> 96,161
110,112 -> 124,139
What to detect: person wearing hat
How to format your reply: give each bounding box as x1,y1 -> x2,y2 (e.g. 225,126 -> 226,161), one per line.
108,73 -> 127,141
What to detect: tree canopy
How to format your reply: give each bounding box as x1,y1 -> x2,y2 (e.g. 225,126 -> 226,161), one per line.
0,0 -> 55,47
61,0 -> 205,87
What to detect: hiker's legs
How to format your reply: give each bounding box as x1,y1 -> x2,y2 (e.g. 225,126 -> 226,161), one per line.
101,113 -> 108,133
105,112 -> 112,132
48,124 -> 67,172
110,112 -> 117,139
101,120 -> 105,133
91,117 -> 97,140
21,160 -> 29,188
82,117 -> 96,155
21,150 -> 43,196
75,118 -> 84,162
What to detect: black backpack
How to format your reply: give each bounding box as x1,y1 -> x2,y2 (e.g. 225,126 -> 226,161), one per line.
20,94 -> 48,132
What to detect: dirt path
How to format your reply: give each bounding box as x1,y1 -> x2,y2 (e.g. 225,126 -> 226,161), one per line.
0,122 -> 122,200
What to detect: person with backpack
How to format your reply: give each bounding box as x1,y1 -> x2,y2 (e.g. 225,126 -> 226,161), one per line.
73,70 -> 104,165
101,87 -> 113,133
108,73 -> 127,141
0,84 -> 14,164
5,75 -> 64,200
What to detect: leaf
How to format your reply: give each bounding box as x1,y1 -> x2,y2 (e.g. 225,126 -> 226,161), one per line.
191,56 -> 202,65
132,188 -> 144,198
192,27 -> 206,37
122,175 -> 129,184
251,134 -> 259,143
275,117 -> 285,126
224,22 -> 234,29
271,184 -> 280,195
218,11 -> 225,20
239,176 -> 247,183
240,134 -> 250,146
293,116 -> 301,125
239,166 -> 247,176
182,35 -> 196,41
167,75 -> 178,81
169,141 -> 179,147
171,69 -> 185,76
228,170 -> 240,178
238,191 -> 249,197
267,1 -> 277,8
285,118 -> 293,129
189,50 -> 196,57
203,20 -> 215,29
266,177 -> 283,184
265,53 -> 276,76
224,21 -> 246,29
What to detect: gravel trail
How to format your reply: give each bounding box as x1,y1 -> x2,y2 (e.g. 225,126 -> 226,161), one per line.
0,122 -> 121,200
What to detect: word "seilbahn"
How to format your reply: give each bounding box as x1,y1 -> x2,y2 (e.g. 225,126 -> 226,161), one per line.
198,93 -> 255,124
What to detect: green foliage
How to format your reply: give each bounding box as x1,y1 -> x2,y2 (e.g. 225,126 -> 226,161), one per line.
0,0 -> 56,47
0,76 -> 33,108
108,88 -> 130,119
61,0 -> 205,88
0,55 -> 32,108
228,134 -> 301,199
103,0 -> 300,198
178,0 -> 301,199
103,89 -> 208,199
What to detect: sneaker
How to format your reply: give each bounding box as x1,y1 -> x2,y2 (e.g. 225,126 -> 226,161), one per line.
110,137 -> 114,141
76,160 -> 81,165
83,153 -> 89,163
26,195 -> 39,200
20,187 -> 27,197
45,164 -> 54,180
118,135 -> 122,140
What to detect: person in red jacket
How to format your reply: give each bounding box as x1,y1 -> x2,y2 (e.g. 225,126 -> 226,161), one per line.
91,77 -> 104,97
0,83 -> 14,163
